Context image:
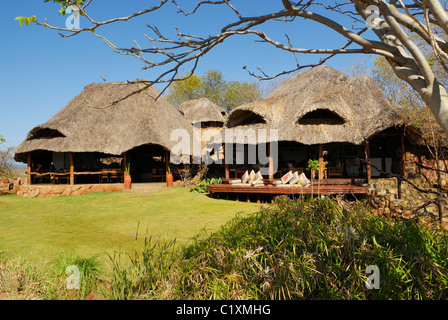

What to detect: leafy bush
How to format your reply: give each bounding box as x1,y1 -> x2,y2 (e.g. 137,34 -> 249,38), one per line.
173,196 -> 448,299
189,177 -> 222,193
107,237 -> 180,300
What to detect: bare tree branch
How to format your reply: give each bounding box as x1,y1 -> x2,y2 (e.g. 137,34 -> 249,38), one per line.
19,0 -> 448,135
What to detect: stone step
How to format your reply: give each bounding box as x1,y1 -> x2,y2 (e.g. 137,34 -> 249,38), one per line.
127,183 -> 168,193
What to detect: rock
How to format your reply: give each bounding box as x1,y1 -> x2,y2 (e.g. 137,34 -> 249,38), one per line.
29,187 -> 40,198
402,210 -> 415,219
39,186 -> 52,196
389,201 -> 395,211
61,188 -> 72,197
173,180 -> 184,188
89,185 -> 104,193
52,186 -> 66,194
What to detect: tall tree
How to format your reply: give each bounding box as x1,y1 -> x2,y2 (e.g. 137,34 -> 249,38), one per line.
17,0 -> 448,134
166,72 -> 204,106
167,70 -> 261,111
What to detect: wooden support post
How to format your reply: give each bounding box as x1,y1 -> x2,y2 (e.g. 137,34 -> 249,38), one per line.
69,152 -> 74,185
318,144 -> 324,180
223,144 -> 230,179
27,153 -> 32,185
401,134 -> 407,178
165,149 -> 170,174
268,142 -> 274,179
365,140 -> 371,180
165,149 -> 171,185
123,152 -> 127,183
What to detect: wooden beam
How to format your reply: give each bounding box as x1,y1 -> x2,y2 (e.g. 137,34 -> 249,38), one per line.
318,144 -> 324,180
268,142 -> 274,179
27,153 -> 31,185
365,140 -> 371,180
69,152 -> 74,185
225,163 -> 230,179
401,134 -> 407,178
122,152 -> 127,183
221,143 -> 230,179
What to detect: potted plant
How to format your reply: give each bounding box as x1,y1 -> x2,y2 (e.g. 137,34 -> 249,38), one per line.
166,165 -> 173,188
306,159 -> 320,197
124,159 -> 132,189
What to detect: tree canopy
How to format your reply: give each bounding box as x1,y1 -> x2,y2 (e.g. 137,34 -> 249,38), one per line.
166,70 -> 262,111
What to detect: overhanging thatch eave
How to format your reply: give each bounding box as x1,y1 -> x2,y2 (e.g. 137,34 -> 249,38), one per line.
14,81 -> 197,163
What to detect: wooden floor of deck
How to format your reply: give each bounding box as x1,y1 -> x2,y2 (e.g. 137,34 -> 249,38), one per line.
207,178 -> 367,197
207,184 -> 367,195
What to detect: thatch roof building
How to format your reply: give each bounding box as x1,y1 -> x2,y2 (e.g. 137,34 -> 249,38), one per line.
14,81 -> 195,163
178,97 -> 227,126
222,65 -> 404,145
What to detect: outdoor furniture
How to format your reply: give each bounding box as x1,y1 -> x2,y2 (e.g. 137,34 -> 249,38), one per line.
50,172 -> 70,184
99,169 -> 122,183
30,172 -> 52,184
101,169 -> 110,183
152,168 -> 163,182
328,165 -> 343,178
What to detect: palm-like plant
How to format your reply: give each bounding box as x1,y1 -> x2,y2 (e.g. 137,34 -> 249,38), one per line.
306,159 -> 321,197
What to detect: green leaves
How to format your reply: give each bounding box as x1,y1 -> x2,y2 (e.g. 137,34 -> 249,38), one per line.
306,159 -> 320,171
167,70 -> 262,111
15,15 -> 36,26
43,0 -> 86,16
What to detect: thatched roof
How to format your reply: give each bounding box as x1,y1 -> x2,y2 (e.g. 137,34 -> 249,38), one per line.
221,65 -> 404,145
14,81 -> 196,163
177,97 -> 227,125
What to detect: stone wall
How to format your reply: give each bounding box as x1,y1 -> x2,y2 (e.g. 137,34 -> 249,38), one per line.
17,183 -> 125,198
405,149 -> 448,186
366,149 -> 448,230
367,177 -> 448,229
0,176 -> 25,195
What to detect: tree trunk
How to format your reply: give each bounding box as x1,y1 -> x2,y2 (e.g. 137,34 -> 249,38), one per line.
426,82 -> 448,136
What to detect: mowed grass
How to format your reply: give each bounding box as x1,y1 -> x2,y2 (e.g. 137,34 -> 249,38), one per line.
0,188 -> 260,267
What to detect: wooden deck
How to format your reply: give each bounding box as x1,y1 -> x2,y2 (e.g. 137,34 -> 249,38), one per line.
207,178 -> 367,200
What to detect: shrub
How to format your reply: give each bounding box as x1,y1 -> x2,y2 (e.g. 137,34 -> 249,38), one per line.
0,254 -> 49,300
107,237 -> 180,300
48,253 -> 101,299
166,196 -> 448,299
189,177 -> 222,193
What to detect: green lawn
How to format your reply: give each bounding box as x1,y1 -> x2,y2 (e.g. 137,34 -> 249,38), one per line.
0,188 -> 260,266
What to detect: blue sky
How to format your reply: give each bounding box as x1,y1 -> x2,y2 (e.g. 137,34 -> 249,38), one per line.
0,0 -> 374,153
